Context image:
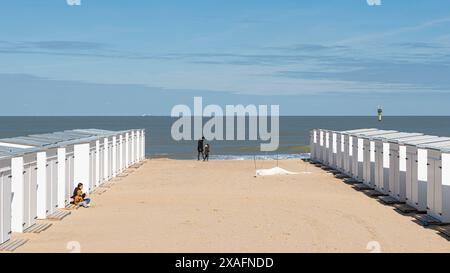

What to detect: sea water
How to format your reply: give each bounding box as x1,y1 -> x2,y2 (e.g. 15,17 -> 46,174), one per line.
1,116 -> 450,160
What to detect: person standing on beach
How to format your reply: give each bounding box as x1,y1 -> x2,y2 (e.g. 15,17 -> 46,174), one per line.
197,136 -> 205,161
203,143 -> 210,161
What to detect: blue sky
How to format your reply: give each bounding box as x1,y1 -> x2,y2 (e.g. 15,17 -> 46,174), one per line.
1,0 -> 450,115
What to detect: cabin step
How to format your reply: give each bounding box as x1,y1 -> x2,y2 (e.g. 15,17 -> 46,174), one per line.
353,183 -> 372,190
24,223 -> 52,234
100,182 -> 115,189
414,214 -> 444,227
344,178 -> 362,185
327,169 -> 340,174
92,188 -> 107,195
378,196 -> 404,205
393,203 -> 421,214
47,210 -> 71,221
335,173 -> 350,179
130,162 -> 144,169
64,204 -> 80,210
0,239 -> 29,252
435,226 -> 450,238
364,190 -> 387,197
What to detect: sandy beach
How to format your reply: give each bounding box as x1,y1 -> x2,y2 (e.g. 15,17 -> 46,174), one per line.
9,158 -> 450,253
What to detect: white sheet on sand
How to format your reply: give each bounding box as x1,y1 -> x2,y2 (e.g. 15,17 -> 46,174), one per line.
256,166 -> 298,176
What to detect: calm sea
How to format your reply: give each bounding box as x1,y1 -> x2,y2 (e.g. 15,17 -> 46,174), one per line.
1,116 -> 450,160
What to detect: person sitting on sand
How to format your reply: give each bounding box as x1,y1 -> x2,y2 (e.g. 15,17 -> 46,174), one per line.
203,143 -> 210,161
72,183 -> 91,208
197,136 -> 205,161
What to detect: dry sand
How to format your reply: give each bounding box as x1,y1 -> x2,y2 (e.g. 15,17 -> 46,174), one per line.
10,159 -> 450,253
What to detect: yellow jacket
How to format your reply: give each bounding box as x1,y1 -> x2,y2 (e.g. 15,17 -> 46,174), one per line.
74,189 -> 84,205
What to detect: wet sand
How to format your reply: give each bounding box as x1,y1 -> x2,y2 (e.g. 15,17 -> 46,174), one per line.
11,159 -> 450,253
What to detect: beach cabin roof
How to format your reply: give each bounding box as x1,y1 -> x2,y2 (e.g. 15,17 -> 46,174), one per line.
0,128 -> 140,153
52,136 -> 103,147
394,135 -> 445,145
372,132 -> 423,141
387,134 -> 437,144
340,128 -> 379,135
0,128 -> 132,152
0,145 -> 29,154
389,135 -> 439,145
0,144 -> 40,156
350,130 -> 398,141
417,141 -> 450,151
0,136 -> 61,147
0,151 -> 11,159
27,132 -> 95,142
72,129 -> 116,134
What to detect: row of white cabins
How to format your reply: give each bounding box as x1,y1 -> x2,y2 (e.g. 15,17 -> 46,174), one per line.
0,129 -> 146,245
310,128 -> 450,225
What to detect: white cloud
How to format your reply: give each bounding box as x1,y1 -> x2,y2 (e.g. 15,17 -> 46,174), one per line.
367,0 -> 382,6
66,0 -> 81,6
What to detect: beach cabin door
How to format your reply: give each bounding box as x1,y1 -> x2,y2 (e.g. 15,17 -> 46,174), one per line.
348,136 -> 354,176
65,151 -> 74,206
119,135 -> 124,172
108,141 -> 113,178
416,149 -> 428,211
46,152 -> 58,215
103,138 -> 109,181
0,165 -> 12,244
405,146 -> 416,206
342,135 -> 350,174
336,134 -> 342,170
329,133 -> 334,167
88,147 -> 96,192
23,158 -> 38,229
370,141 -> 376,187
114,137 -> 120,175
356,138 -> 364,181
362,139 -> 371,186
389,144 -> 400,199
132,131 -> 136,164
74,143 -> 90,195
398,145 -> 408,202
351,137 -> 359,178
381,143 -> 391,194
374,141 -> 384,191
57,148 -> 66,209
427,150 -> 442,220
99,143 -> 104,183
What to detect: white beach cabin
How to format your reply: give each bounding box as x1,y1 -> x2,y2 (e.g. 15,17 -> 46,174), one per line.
0,145 -> 40,233
414,141 -> 450,223
340,129 -> 378,176
404,137 -> 450,212
426,145 -> 450,223
0,137 -> 60,220
356,130 -> 400,187
372,132 -> 425,195
351,130 -> 398,183
328,130 -> 339,169
386,135 -> 444,203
